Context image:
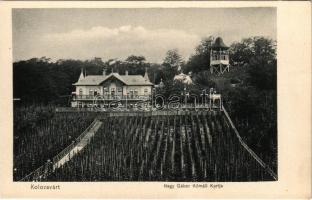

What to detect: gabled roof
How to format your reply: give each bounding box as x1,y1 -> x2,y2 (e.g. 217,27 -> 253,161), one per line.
103,73 -> 128,85
73,72 -> 153,86
73,75 -> 104,85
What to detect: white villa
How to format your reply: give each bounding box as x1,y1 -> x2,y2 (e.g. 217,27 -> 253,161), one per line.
71,69 -> 154,108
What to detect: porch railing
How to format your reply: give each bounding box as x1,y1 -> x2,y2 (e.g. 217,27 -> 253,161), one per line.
73,95 -> 151,101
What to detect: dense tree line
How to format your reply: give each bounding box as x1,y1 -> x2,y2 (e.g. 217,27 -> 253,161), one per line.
13,56 -> 162,105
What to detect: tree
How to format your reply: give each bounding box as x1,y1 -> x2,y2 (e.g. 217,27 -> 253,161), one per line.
248,60 -> 277,90
148,63 -> 163,84
125,55 -> 146,65
163,49 -> 183,70
227,37 -> 277,90
250,37 -> 276,66
194,36 -> 214,55
89,57 -> 104,66
229,37 -> 276,67
184,36 -> 214,73
229,38 -> 254,66
192,71 -> 216,88
162,49 -> 184,81
124,55 -> 148,75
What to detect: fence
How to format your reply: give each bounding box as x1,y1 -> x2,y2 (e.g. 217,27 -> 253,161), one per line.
73,94 -> 151,101
56,105 -> 222,113
20,119 -> 99,182
94,110 -> 222,118
222,105 -> 277,180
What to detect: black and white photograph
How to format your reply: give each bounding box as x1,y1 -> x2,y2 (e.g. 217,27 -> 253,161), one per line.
0,1 -> 310,198
12,7 -> 278,182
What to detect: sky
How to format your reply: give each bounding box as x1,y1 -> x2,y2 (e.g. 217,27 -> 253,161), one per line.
13,8 -> 276,63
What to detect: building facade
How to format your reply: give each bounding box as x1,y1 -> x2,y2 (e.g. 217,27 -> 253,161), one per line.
71,70 -> 153,108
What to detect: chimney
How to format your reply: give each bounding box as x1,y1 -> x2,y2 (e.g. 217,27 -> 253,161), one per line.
125,70 -> 128,76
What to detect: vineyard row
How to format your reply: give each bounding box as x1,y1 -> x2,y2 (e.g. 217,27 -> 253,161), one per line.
46,112 -> 275,181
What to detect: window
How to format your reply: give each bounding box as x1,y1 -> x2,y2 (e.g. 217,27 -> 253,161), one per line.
94,90 -> 98,96
118,87 -> 122,93
111,88 -> 115,96
144,88 -> 148,95
104,87 -> 108,94
129,90 -> 134,97
79,89 -> 83,95
134,90 -> 138,96
89,90 -> 93,96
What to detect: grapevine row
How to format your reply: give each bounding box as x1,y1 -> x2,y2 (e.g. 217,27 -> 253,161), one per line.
44,112 -> 274,181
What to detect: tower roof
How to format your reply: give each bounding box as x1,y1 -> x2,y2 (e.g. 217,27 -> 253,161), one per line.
144,68 -> 150,82
78,68 -> 84,81
212,37 -> 229,50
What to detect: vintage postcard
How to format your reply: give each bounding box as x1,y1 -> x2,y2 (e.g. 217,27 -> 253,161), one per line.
0,1 -> 311,199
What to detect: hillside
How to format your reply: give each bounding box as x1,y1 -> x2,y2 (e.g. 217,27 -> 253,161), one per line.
45,111 -> 275,181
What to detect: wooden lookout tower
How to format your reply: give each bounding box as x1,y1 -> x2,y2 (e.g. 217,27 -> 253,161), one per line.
210,37 -> 230,75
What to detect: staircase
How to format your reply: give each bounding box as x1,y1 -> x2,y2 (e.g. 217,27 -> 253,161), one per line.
20,119 -> 103,181
53,120 -> 103,169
